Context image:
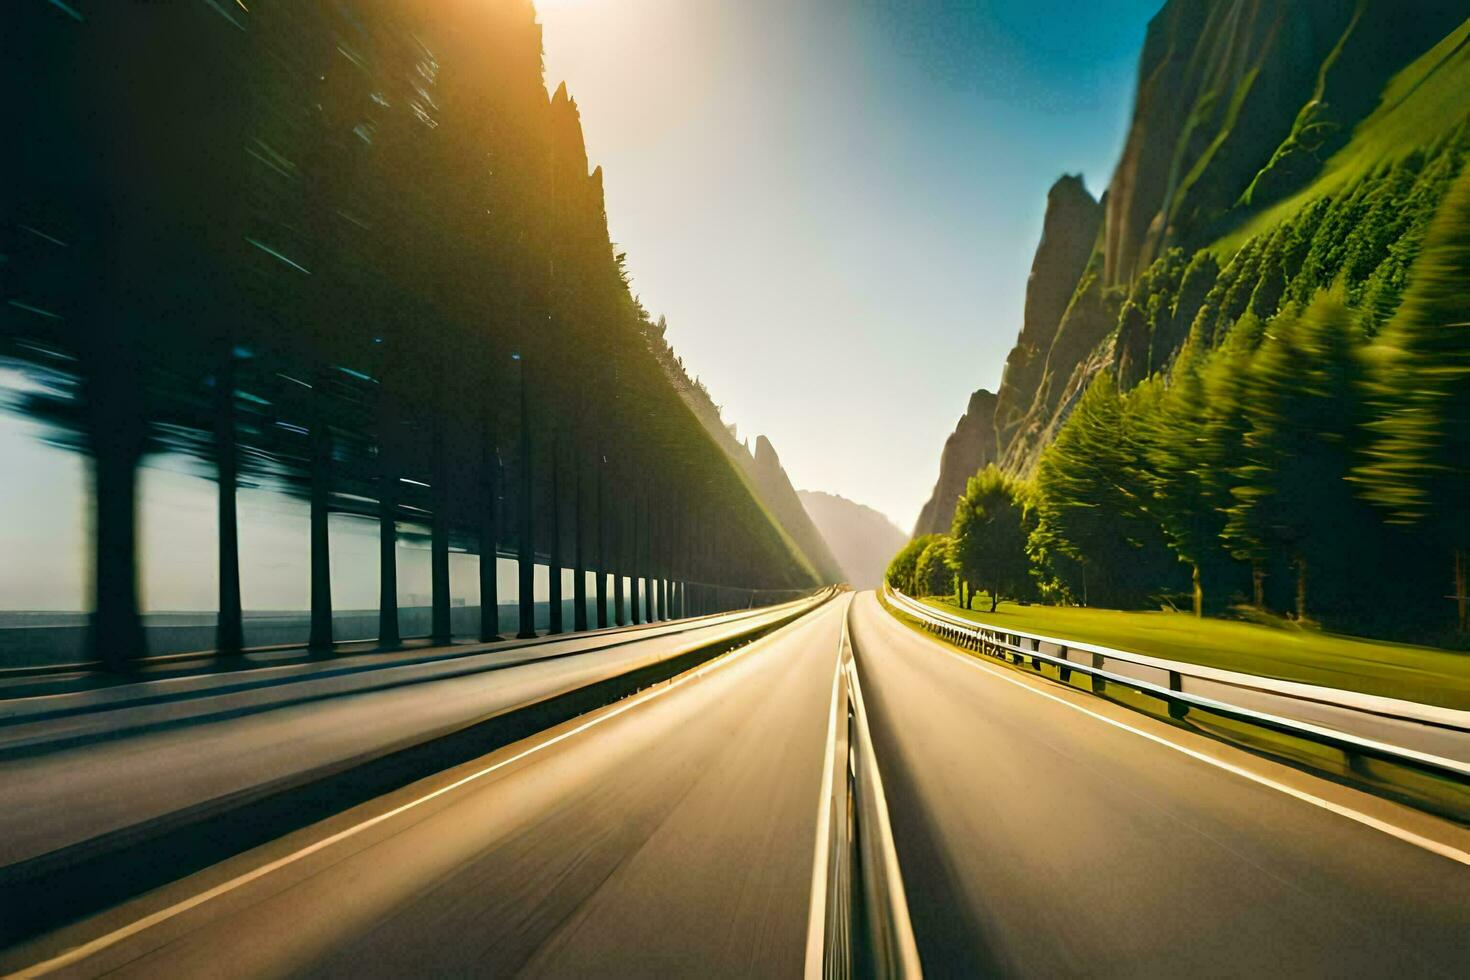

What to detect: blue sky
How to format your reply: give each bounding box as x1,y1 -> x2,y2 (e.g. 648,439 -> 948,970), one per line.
539,0 -> 1163,529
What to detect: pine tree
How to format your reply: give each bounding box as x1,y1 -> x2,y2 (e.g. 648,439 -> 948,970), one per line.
1357,163 -> 1470,631
1226,294 -> 1369,620
1030,372 -> 1179,607
1142,363 -> 1216,615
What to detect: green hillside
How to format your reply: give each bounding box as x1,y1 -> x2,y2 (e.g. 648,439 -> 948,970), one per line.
908,5 -> 1470,647
1221,16 -> 1470,254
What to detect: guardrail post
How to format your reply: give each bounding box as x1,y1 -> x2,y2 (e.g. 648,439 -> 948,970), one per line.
1091,653 -> 1105,694
1167,670 -> 1188,719
1057,645 -> 1071,683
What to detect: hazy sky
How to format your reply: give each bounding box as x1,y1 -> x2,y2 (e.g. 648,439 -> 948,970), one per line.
538,0 -> 1161,529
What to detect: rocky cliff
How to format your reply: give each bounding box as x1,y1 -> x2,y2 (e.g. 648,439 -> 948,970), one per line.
992,176 -> 1105,462
912,388 -> 999,536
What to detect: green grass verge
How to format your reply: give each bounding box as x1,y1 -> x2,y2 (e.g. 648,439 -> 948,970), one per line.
916,595 -> 1470,711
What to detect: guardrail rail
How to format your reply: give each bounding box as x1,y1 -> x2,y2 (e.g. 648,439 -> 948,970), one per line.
885,587 -> 1470,822
817,600 -> 922,980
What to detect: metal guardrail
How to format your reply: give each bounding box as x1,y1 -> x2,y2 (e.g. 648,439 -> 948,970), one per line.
890,590 -> 1470,731
886,588 -> 1470,793
819,601 -> 922,980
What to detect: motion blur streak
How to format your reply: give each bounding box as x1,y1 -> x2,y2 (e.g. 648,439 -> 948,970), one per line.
9,600 -> 847,977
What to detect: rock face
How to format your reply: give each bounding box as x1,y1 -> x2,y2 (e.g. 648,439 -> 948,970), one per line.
954,0 -> 1470,479
798,491 -> 907,590
912,388 -> 999,537
747,436 -> 847,584
992,176 -> 1106,469
1103,0 -> 1466,285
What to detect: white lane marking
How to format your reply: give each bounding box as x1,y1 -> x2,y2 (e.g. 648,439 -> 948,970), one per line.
803,596 -> 850,978
894,605 -> 1470,868
10,601 -> 828,979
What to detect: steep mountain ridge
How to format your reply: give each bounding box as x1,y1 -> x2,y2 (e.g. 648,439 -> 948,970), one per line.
913,0 -> 1470,512
749,436 -> 846,583
992,176 -> 1105,460
1104,0 -> 1465,285
912,388 -> 999,537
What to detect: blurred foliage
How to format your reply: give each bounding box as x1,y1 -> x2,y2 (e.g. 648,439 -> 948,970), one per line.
885,534 -> 937,598
913,536 -> 955,600
903,126 -> 1470,644
0,0 -> 818,634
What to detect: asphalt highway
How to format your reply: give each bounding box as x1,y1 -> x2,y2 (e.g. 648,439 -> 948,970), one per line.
848,591 -> 1470,977
0,599 -> 812,869
2,597 -> 849,977
7,591 -> 1469,978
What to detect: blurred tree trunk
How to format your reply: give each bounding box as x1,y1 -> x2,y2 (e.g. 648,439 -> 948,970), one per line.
87,371 -> 146,671
661,510 -> 672,620
516,361 -> 535,639
573,462 -> 588,631
613,488 -> 627,626
630,499 -> 642,625
595,461 -> 609,629
377,394 -> 400,650
1454,548 -> 1467,634
479,413 -> 501,643
1295,558 -> 1308,622
430,417 -> 451,646
643,498 -> 655,624
614,567 -> 626,627
548,442 -> 563,635
308,376 -> 333,652
215,344 -> 243,656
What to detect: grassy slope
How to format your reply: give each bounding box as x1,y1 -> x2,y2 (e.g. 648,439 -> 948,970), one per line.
1215,16 -> 1470,256
917,596 -> 1470,710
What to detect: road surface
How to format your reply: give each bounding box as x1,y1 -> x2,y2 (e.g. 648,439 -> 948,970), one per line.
848,591 -> 1470,977
0,599 -> 810,870
2,596 -> 848,977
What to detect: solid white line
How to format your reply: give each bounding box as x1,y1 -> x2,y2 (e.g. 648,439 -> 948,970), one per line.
910,623 -> 1470,868
10,601 -> 823,979
802,599 -> 849,979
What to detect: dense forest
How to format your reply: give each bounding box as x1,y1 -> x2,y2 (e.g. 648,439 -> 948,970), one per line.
896,6 -> 1470,646
894,131 -> 1470,644
1,0 -> 817,668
